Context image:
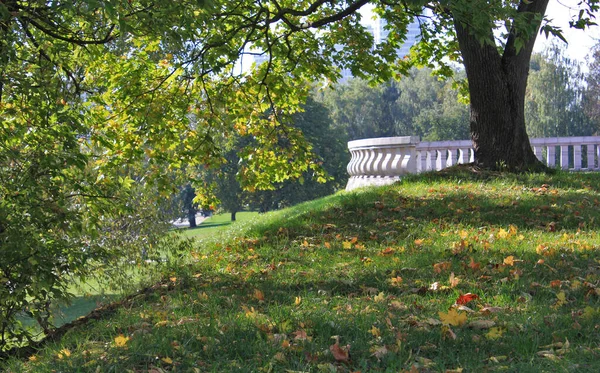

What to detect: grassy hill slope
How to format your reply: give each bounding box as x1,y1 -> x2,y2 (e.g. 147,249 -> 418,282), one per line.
3,170 -> 600,372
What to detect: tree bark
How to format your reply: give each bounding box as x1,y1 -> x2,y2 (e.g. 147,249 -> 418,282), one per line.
453,0 -> 550,171
188,212 -> 197,228
231,211 -> 237,221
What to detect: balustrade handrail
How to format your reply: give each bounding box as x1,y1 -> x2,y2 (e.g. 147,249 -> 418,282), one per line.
346,135 -> 600,191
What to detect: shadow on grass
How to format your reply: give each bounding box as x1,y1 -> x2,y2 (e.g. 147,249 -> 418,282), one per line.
188,221 -> 231,230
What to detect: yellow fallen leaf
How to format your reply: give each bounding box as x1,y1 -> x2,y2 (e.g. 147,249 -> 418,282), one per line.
439,308 -> 467,326
497,228 -> 509,239
114,334 -> 130,347
374,292 -> 385,303
254,289 -> 265,301
161,357 -> 173,364
295,296 -> 302,306
28,355 -> 37,362
370,325 -> 381,337
485,327 -> 504,340
342,241 -> 352,249
57,349 -> 71,359
503,256 -> 515,266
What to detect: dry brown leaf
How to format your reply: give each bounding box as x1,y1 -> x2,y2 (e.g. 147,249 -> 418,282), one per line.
466,320 -> 496,330
329,342 -> 350,362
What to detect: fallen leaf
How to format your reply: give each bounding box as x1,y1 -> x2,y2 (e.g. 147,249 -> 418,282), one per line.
456,293 -> 479,305
324,242 -> 331,249
273,352 -> 286,362
414,239 -> 424,246
329,341 -> 350,362
439,308 -> 467,326
114,334 -> 130,347
254,289 -> 265,301
550,280 -> 562,288
370,345 -> 389,359
294,296 -> 302,306
370,325 -> 381,337
497,228 -> 509,239
293,329 -> 309,340
449,272 -> 460,288
441,324 -> 457,340
433,261 -> 452,273
374,292 -> 385,303
480,306 -> 504,315
57,349 -> 71,359
342,241 -> 352,249
503,256 -> 515,266
161,357 -> 173,364
485,327 -> 504,340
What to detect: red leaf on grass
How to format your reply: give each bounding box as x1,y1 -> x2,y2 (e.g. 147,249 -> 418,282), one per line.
456,293 -> 479,305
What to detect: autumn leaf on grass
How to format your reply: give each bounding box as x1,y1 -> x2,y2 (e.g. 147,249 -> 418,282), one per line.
254,289 -> 265,301
342,241 -> 352,249
497,228 -> 509,239
114,334 -> 130,347
441,324 -> 457,340
449,272 -> 460,288
370,325 -> 381,337
468,257 -> 481,271
161,357 -> 173,364
414,239 -> 424,246
433,261 -> 451,273
456,293 -> 479,305
439,308 -> 467,326
374,292 -> 385,303
485,327 -> 505,340
57,349 -> 71,359
329,338 -> 350,362
294,296 -> 302,306
503,256 -> 516,266
553,291 -> 567,308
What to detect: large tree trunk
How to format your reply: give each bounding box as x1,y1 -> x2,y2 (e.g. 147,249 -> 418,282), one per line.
231,210 -> 237,221
453,0 -> 549,171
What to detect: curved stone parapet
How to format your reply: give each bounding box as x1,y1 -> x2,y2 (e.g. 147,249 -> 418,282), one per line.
346,135 -> 600,191
346,136 -> 420,191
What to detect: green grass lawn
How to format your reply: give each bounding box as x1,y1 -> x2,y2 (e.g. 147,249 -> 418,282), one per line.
179,211 -> 259,240
3,170 -> 600,372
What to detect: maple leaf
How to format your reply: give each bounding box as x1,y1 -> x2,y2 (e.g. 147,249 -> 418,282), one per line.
114,334 -> 130,347
550,280 -> 562,288
503,256 -> 515,266
342,241 -> 352,249
329,341 -> 350,362
370,325 -> 381,337
414,239 -> 424,246
439,308 -> 467,326
324,242 -> 331,249
497,228 -> 509,239
456,293 -> 479,305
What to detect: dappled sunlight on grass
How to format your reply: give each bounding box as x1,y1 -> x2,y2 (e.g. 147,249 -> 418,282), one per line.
4,171 -> 600,372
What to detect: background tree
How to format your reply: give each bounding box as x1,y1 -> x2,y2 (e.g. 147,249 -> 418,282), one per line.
526,44 -> 592,138
584,42 -> 600,135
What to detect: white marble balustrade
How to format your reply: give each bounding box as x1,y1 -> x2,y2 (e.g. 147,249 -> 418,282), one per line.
346,135 -> 600,191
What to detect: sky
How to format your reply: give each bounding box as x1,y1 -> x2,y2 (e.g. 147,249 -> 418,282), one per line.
535,0 -> 600,62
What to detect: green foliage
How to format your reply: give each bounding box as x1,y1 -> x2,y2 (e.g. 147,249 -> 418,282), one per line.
584,42 -> 600,135
318,68 -> 469,141
526,44 -> 593,138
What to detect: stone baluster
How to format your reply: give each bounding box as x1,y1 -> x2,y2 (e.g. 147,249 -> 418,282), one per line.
346,136 -> 420,191
574,145 -> 582,170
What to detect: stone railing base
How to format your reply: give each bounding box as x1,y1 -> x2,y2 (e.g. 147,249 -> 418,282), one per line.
346,176 -> 401,191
